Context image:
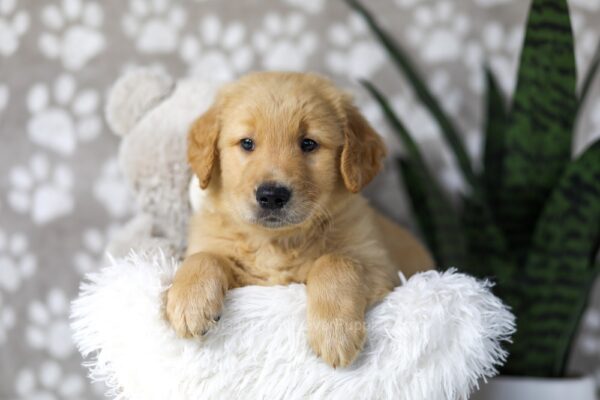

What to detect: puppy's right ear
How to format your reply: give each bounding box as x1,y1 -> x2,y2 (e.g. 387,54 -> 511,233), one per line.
188,104 -> 220,189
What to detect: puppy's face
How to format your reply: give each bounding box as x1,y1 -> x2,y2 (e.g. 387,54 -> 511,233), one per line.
188,72 -> 386,230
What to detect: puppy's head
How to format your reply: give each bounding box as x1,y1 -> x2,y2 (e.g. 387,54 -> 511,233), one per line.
188,72 -> 386,230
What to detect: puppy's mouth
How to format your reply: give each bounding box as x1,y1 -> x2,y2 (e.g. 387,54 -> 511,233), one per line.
253,209 -> 306,229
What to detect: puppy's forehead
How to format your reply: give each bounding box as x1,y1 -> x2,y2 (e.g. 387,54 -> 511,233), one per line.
222,73 -> 346,131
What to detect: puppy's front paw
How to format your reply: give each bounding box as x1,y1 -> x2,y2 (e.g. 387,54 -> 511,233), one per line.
165,275 -> 226,338
307,314 -> 366,368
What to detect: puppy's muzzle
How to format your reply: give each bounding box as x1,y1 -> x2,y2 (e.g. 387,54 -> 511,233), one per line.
256,183 -> 292,210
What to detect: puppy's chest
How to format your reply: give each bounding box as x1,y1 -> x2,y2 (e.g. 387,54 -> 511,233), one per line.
228,239 -> 317,286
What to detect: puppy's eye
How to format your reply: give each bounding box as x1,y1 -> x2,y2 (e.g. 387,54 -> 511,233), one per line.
300,138 -> 318,153
240,138 -> 255,152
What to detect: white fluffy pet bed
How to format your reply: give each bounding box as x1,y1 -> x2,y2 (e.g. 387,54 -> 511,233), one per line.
71,254 -> 514,400
69,70 -> 515,400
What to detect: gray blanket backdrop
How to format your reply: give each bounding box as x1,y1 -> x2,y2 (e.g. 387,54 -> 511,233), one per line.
1,0 -> 599,398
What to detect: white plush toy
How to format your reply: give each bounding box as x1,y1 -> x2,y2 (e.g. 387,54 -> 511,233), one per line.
103,69 -> 219,259
71,69 -> 515,400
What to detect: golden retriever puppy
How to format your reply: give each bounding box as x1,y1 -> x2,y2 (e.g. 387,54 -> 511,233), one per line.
166,72 -> 433,368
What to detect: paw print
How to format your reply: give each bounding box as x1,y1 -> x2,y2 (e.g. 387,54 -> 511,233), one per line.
0,230 -> 37,293
394,81 -> 474,193
0,293 -> 16,343
571,0 -> 600,11
0,83 -> 8,118
39,0 -> 105,70
393,0 -> 422,8
361,87 -> 469,194
179,15 -> 253,81
73,224 -> 118,275
326,14 -> 386,79
93,157 -> 134,219
585,98 -> 600,151
571,11 -> 600,83
14,361 -> 85,400
481,22 -> 524,95
281,0 -> 325,14
7,153 -> 74,225
27,74 -> 101,155
122,0 -> 186,54
26,288 -> 75,359
405,1 -> 471,63
578,309 -> 600,358
0,0 -> 30,56
392,93 -> 441,147
252,12 -> 317,71
472,0 -> 513,6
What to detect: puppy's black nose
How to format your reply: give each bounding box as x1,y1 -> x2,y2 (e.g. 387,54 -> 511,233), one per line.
256,183 -> 291,210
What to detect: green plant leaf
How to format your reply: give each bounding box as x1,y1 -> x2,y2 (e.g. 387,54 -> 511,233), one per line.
482,68 -> 507,212
460,189 -> 512,281
399,158 -> 467,267
346,0 -> 477,189
359,80 -> 466,266
494,0 -> 578,261
504,140 -> 600,377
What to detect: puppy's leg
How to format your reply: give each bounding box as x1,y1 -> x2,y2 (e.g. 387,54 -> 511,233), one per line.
306,254 -> 367,368
166,252 -> 234,338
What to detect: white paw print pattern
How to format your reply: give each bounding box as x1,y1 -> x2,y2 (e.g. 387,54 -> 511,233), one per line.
394,0 -> 422,8
179,15 -> 253,81
0,230 -> 37,294
281,0 -> 324,14
0,0 -> 30,56
326,14 -> 386,79
27,74 -> 101,156
73,225 -> 117,275
481,22 -> 524,95
0,82 -> 8,117
26,288 -> 75,359
578,309 -> 600,358
472,0 -> 514,6
93,158 -> 134,219
360,87 -> 468,194
0,292 -> 16,343
584,98 -> 600,151
252,12 -> 317,71
7,153 -> 74,225
428,69 -> 464,117
571,0 -> 600,11
385,91 -> 442,155
122,0 -> 186,54
405,1 -> 471,63
571,11 -> 600,84
14,360 -> 85,400
39,0 -> 105,70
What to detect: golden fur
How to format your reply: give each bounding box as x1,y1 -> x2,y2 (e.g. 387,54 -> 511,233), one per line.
166,72 -> 433,368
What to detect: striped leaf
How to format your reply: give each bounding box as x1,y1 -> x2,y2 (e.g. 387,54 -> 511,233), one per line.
399,158 -> 467,267
461,189 -> 513,283
504,140 -> 600,377
346,0 -> 477,189
482,68 -> 507,212
494,0 -> 577,261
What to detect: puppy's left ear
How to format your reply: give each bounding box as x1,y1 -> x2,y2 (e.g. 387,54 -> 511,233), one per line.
340,102 -> 387,193
188,104 -> 221,189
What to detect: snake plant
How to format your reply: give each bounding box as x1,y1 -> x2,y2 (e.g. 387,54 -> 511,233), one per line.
347,0 -> 600,377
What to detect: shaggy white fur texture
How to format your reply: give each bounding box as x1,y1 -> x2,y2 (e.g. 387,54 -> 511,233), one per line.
71,252 -> 515,400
